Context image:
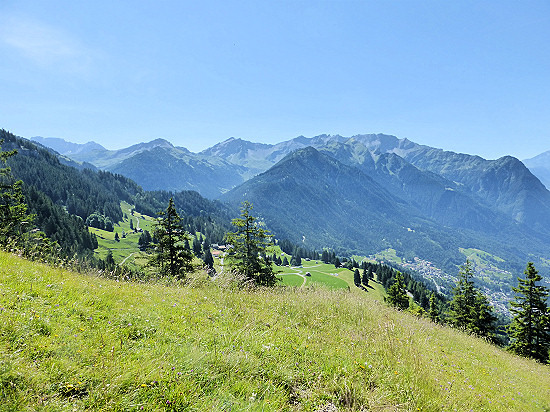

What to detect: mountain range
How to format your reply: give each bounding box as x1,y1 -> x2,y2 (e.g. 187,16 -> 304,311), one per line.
31,133 -> 550,289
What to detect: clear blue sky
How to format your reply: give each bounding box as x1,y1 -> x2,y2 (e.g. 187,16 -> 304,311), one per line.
1,1 -> 549,160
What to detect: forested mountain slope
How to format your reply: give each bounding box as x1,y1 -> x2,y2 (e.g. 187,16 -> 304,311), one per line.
221,147 -> 550,278
1,130 -> 232,256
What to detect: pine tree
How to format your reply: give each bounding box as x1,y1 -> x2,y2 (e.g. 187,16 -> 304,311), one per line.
428,292 -> 439,323
367,266 -> 374,280
386,272 -> 409,310
508,262 -> 550,363
362,267 -> 369,287
202,248 -> 215,272
449,261 -> 496,338
149,198 -> 193,278
224,201 -> 275,286
138,230 -> 152,250
105,250 -> 115,269
192,236 -> 202,257
354,268 -> 361,287
0,143 -> 33,247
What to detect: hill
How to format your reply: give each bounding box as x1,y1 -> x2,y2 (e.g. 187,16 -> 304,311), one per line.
1,251 -> 548,411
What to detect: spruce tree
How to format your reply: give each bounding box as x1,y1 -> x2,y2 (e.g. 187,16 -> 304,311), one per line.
192,236 -> 202,257
362,267 -> 369,287
202,248 -> 215,272
387,272 -> 409,310
0,143 -> 33,247
508,262 -> 550,363
105,250 -> 115,270
449,261 -> 496,338
354,268 -> 361,287
367,266 -> 374,280
428,292 -> 439,323
149,198 -> 193,278
224,201 -> 276,286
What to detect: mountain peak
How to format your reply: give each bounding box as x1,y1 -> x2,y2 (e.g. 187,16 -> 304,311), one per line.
31,136 -> 107,156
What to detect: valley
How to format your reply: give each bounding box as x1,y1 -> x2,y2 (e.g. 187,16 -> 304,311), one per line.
21,130 -> 550,311
2,128 -> 550,409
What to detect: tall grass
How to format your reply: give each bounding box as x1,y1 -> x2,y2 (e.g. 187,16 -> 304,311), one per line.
0,251 -> 548,411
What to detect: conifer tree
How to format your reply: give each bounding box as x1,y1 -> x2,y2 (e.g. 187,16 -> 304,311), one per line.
508,262 -> 550,363
149,198 -> 193,278
449,261 -> 496,338
224,201 -> 276,286
428,292 -> 439,323
0,143 -> 33,247
354,268 -> 361,287
367,266 -> 374,280
387,272 -> 409,310
362,267 -> 369,287
202,248 -> 215,272
192,236 -> 202,257
105,250 -> 115,269
138,230 -> 152,250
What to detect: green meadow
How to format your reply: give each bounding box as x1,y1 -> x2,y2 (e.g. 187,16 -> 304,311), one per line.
89,202 -> 156,268
1,251 -> 549,411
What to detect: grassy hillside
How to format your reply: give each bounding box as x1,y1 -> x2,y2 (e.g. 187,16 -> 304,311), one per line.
1,252 -> 549,411
89,201 -> 156,268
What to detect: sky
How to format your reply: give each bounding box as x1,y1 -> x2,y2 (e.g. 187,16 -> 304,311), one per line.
1,1 -> 549,160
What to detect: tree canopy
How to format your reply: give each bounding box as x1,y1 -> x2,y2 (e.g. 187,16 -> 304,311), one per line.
448,261 -> 497,338
224,201 -> 276,286
148,198 -> 193,278
508,262 -> 550,363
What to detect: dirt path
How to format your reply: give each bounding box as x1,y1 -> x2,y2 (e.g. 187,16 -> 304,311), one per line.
121,252 -> 135,265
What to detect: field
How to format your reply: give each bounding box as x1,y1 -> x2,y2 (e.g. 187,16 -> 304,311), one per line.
1,251 -> 549,411
275,260 -> 387,301
89,202 -> 156,268
90,203 -> 379,292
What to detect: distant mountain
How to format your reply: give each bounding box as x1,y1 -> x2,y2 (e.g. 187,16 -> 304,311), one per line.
523,150 -> 550,190
206,133 -> 550,232
3,129 -> 233,257
36,137 -> 249,198
221,147 -> 550,276
107,145 -> 247,199
31,136 -> 106,156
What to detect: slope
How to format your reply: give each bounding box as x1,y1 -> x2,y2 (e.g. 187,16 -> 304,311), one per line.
108,146 -> 246,198
222,147 -> 465,266
221,147 -> 550,279
1,251 -> 548,411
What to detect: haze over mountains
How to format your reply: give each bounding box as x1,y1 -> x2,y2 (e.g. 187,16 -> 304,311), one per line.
32,133 -> 550,289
